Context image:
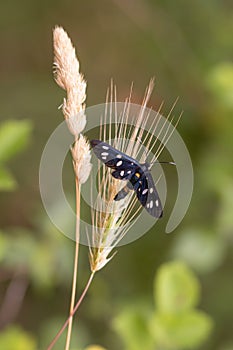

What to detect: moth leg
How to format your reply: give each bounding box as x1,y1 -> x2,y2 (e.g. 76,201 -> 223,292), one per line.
114,184 -> 131,201
126,181 -> 133,190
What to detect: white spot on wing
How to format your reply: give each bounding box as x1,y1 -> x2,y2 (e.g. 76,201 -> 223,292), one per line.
116,160 -> 123,167
120,170 -> 124,177
101,152 -> 109,156
127,170 -> 131,174
102,156 -> 107,160
142,189 -> 148,195
150,188 -> 154,193
155,199 -> 159,207
116,154 -> 122,158
150,200 -> 153,209
146,203 -> 150,208
102,145 -> 109,150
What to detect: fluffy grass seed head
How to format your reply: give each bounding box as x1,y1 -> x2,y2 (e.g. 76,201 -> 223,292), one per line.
53,26 -> 87,136
71,134 -> 92,184
53,26 -> 92,184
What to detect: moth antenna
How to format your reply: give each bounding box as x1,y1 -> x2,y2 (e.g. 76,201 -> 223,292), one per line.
149,160 -> 176,169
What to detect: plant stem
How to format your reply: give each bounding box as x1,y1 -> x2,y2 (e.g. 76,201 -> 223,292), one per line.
65,177 -> 81,350
47,271 -> 95,350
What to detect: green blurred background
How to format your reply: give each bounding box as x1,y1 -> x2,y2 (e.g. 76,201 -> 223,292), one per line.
0,0 -> 232,349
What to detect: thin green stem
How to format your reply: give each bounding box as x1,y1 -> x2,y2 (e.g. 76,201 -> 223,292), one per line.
65,178 -> 81,350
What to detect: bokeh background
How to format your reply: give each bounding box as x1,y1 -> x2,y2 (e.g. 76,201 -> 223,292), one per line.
0,0 -> 232,349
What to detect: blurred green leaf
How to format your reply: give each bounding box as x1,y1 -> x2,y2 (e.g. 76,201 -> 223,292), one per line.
206,62 -> 233,110
154,262 -> 200,314
3,230 -> 36,270
114,262 -> 213,350
29,243 -> 55,289
113,304 -> 154,350
0,166 -> 17,191
151,310 -> 213,350
0,120 -> 32,163
0,226 -> 74,291
171,229 -> 226,273
0,326 -> 37,350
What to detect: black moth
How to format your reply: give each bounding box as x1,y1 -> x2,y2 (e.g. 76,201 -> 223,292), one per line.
90,139 -> 163,218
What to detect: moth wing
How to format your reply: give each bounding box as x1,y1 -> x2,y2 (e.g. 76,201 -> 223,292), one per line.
134,174 -> 148,207
90,140 -> 139,169
91,140 -> 163,218
143,171 -> 163,218
111,169 -> 133,181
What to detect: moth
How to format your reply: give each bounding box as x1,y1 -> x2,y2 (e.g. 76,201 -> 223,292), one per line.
90,139 -> 164,218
